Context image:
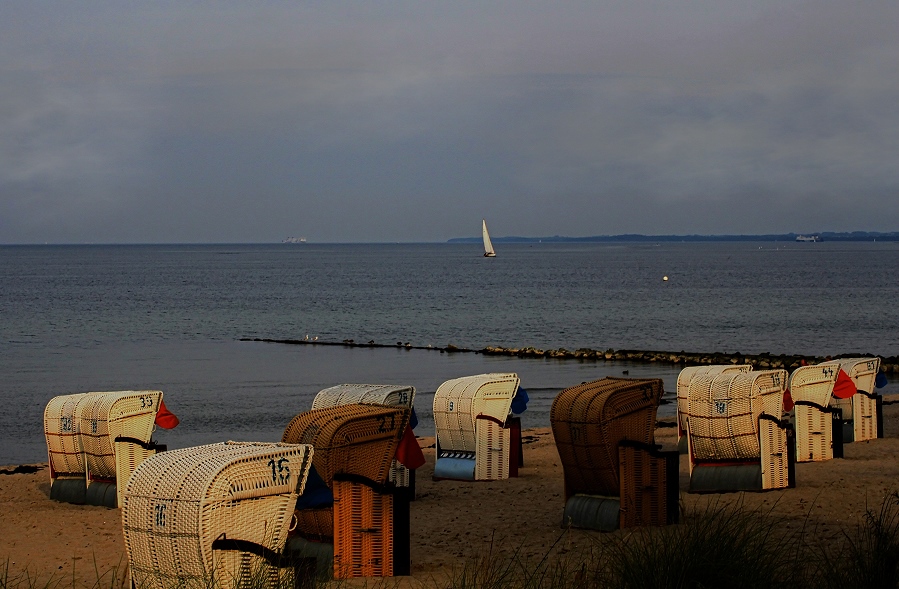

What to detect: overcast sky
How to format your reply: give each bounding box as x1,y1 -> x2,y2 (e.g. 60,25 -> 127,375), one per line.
2,1 -> 898,243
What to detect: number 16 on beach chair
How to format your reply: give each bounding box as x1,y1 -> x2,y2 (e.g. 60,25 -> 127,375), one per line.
819,357 -> 886,443
686,370 -> 796,492
432,373 -> 528,481
121,441 -> 314,589
551,377 -> 678,532
44,390 -> 173,507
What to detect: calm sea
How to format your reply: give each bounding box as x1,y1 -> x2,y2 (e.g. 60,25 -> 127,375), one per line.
2,241 -> 897,465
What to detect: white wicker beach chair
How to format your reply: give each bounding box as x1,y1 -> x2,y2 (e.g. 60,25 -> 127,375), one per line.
312,384 -> 416,489
121,441 -> 314,589
432,373 -> 522,481
676,365 -> 752,450
819,357 -> 882,443
686,370 -> 795,492
44,390 -> 165,507
789,364 -> 842,462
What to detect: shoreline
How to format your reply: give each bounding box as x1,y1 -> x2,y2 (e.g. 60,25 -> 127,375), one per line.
241,337 -> 899,374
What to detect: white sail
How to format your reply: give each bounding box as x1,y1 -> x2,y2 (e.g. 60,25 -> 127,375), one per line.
482,219 -> 496,257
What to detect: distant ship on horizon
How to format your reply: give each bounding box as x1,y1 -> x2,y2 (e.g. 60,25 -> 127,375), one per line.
282,237 -> 307,244
795,235 -> 820,242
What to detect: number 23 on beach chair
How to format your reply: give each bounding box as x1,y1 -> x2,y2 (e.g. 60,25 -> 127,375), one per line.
431,373 -> 528,481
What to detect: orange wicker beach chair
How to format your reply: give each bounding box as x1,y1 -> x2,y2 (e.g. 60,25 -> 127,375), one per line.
819,357 -> 884,443
281,404 -> 414,579
44,390 -> 166,507
686,370 -> 795,492
432,373 -> 525,481
788,364 -> 843,462
676,365 -> 752,452
312,384 -> 418,495
550,377 -> 677,532
121,441 -> 314,589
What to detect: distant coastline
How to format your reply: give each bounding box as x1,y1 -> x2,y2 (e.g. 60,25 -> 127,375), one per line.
447,231 -> 899,244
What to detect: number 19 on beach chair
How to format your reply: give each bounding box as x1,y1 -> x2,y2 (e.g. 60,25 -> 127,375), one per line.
432,373 -> 527,481
686,370 -> 796,492
281,404 -> 417,579
312,384 -> 418,497
550,377 -> 678,532
121,441 -> 314,589
44,390 -> 166,507
819,357 -> 885,443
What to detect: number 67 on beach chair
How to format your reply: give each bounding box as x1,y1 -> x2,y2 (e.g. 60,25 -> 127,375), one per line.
686,370 -> 796,492
432,373 -> 528,481
551,377 -> 678,531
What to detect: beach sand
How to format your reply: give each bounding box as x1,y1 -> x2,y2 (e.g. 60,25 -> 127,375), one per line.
2,402 -> 898,588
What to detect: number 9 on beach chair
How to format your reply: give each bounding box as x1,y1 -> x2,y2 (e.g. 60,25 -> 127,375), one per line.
788,364 -> 843,462
432,373 -> 526,481
676,365 -> 752,452
819,357 -> 885,443
281,404 -> 416,579
686,370 -> 796,492
312,384 -> 418,496
121,441 -> 314,589
550,377 -> 678,532
44,390 -> 166,507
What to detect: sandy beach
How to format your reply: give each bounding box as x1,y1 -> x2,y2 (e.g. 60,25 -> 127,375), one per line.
2,402 -> 898,588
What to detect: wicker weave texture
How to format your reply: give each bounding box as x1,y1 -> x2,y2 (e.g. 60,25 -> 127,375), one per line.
433,373 -> 519,454
676,365 -> 752,435
759,418 -> 790,489
333,480 -> 393,579
311,384 -> 416,487
77,391 -> 161,480
121,441 -> 313,589
821,357 -> 881,393
821,357 -> 881,441
618,445 -> 670,528
312,384 -> 415,409
686,370 -> 786,461
281,404 -> 410,486
44,392 -> 93,478
474,417 -> 512,480
789,365 -> 839,407
550,378 -> 663,499
794,405 -> 832,462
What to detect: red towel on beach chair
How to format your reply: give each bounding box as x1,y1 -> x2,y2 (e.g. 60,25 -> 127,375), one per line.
832,369 -> 857,399
395,425 -> 425,469
155,399 -> 180,429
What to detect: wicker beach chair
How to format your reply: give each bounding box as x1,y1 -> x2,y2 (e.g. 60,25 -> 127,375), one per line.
121,441 -> 314,589
686,370 -> 795,492
789,364 -> 843,462
676,365 -> 752,451
432,372 -> 524,481
44,390 -> 165,507
550,377 -> 677,531
312,384 -> 417,493
819,357 -> 883,443
281,404 -> 413,579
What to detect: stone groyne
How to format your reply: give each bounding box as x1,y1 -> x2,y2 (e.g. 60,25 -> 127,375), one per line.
240,338 -> 899,374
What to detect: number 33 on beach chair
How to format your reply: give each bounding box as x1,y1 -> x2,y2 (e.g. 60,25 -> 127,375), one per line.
44,390 -> 176,508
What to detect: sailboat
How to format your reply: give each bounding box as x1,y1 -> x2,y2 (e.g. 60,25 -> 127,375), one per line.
482,219 -> 496,257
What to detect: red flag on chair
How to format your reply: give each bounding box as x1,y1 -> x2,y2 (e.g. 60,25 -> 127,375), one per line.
155,399 -> 180,429
832,369 -> 857,399
395,425 -> 425,470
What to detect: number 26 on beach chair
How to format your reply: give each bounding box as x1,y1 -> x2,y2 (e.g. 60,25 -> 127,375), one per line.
686,370 -> 796,492
551,377 -> 678,532
44,390 -> 175,507
432,373 -> 528,481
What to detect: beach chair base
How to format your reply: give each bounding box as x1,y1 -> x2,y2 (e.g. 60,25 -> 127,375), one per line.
562,495 -> 621,532
690,463 -> 763,493
49,477 -> 87,504
433,453 -> 475,481
618,443 -> 679,528
85,480 -> 118,507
